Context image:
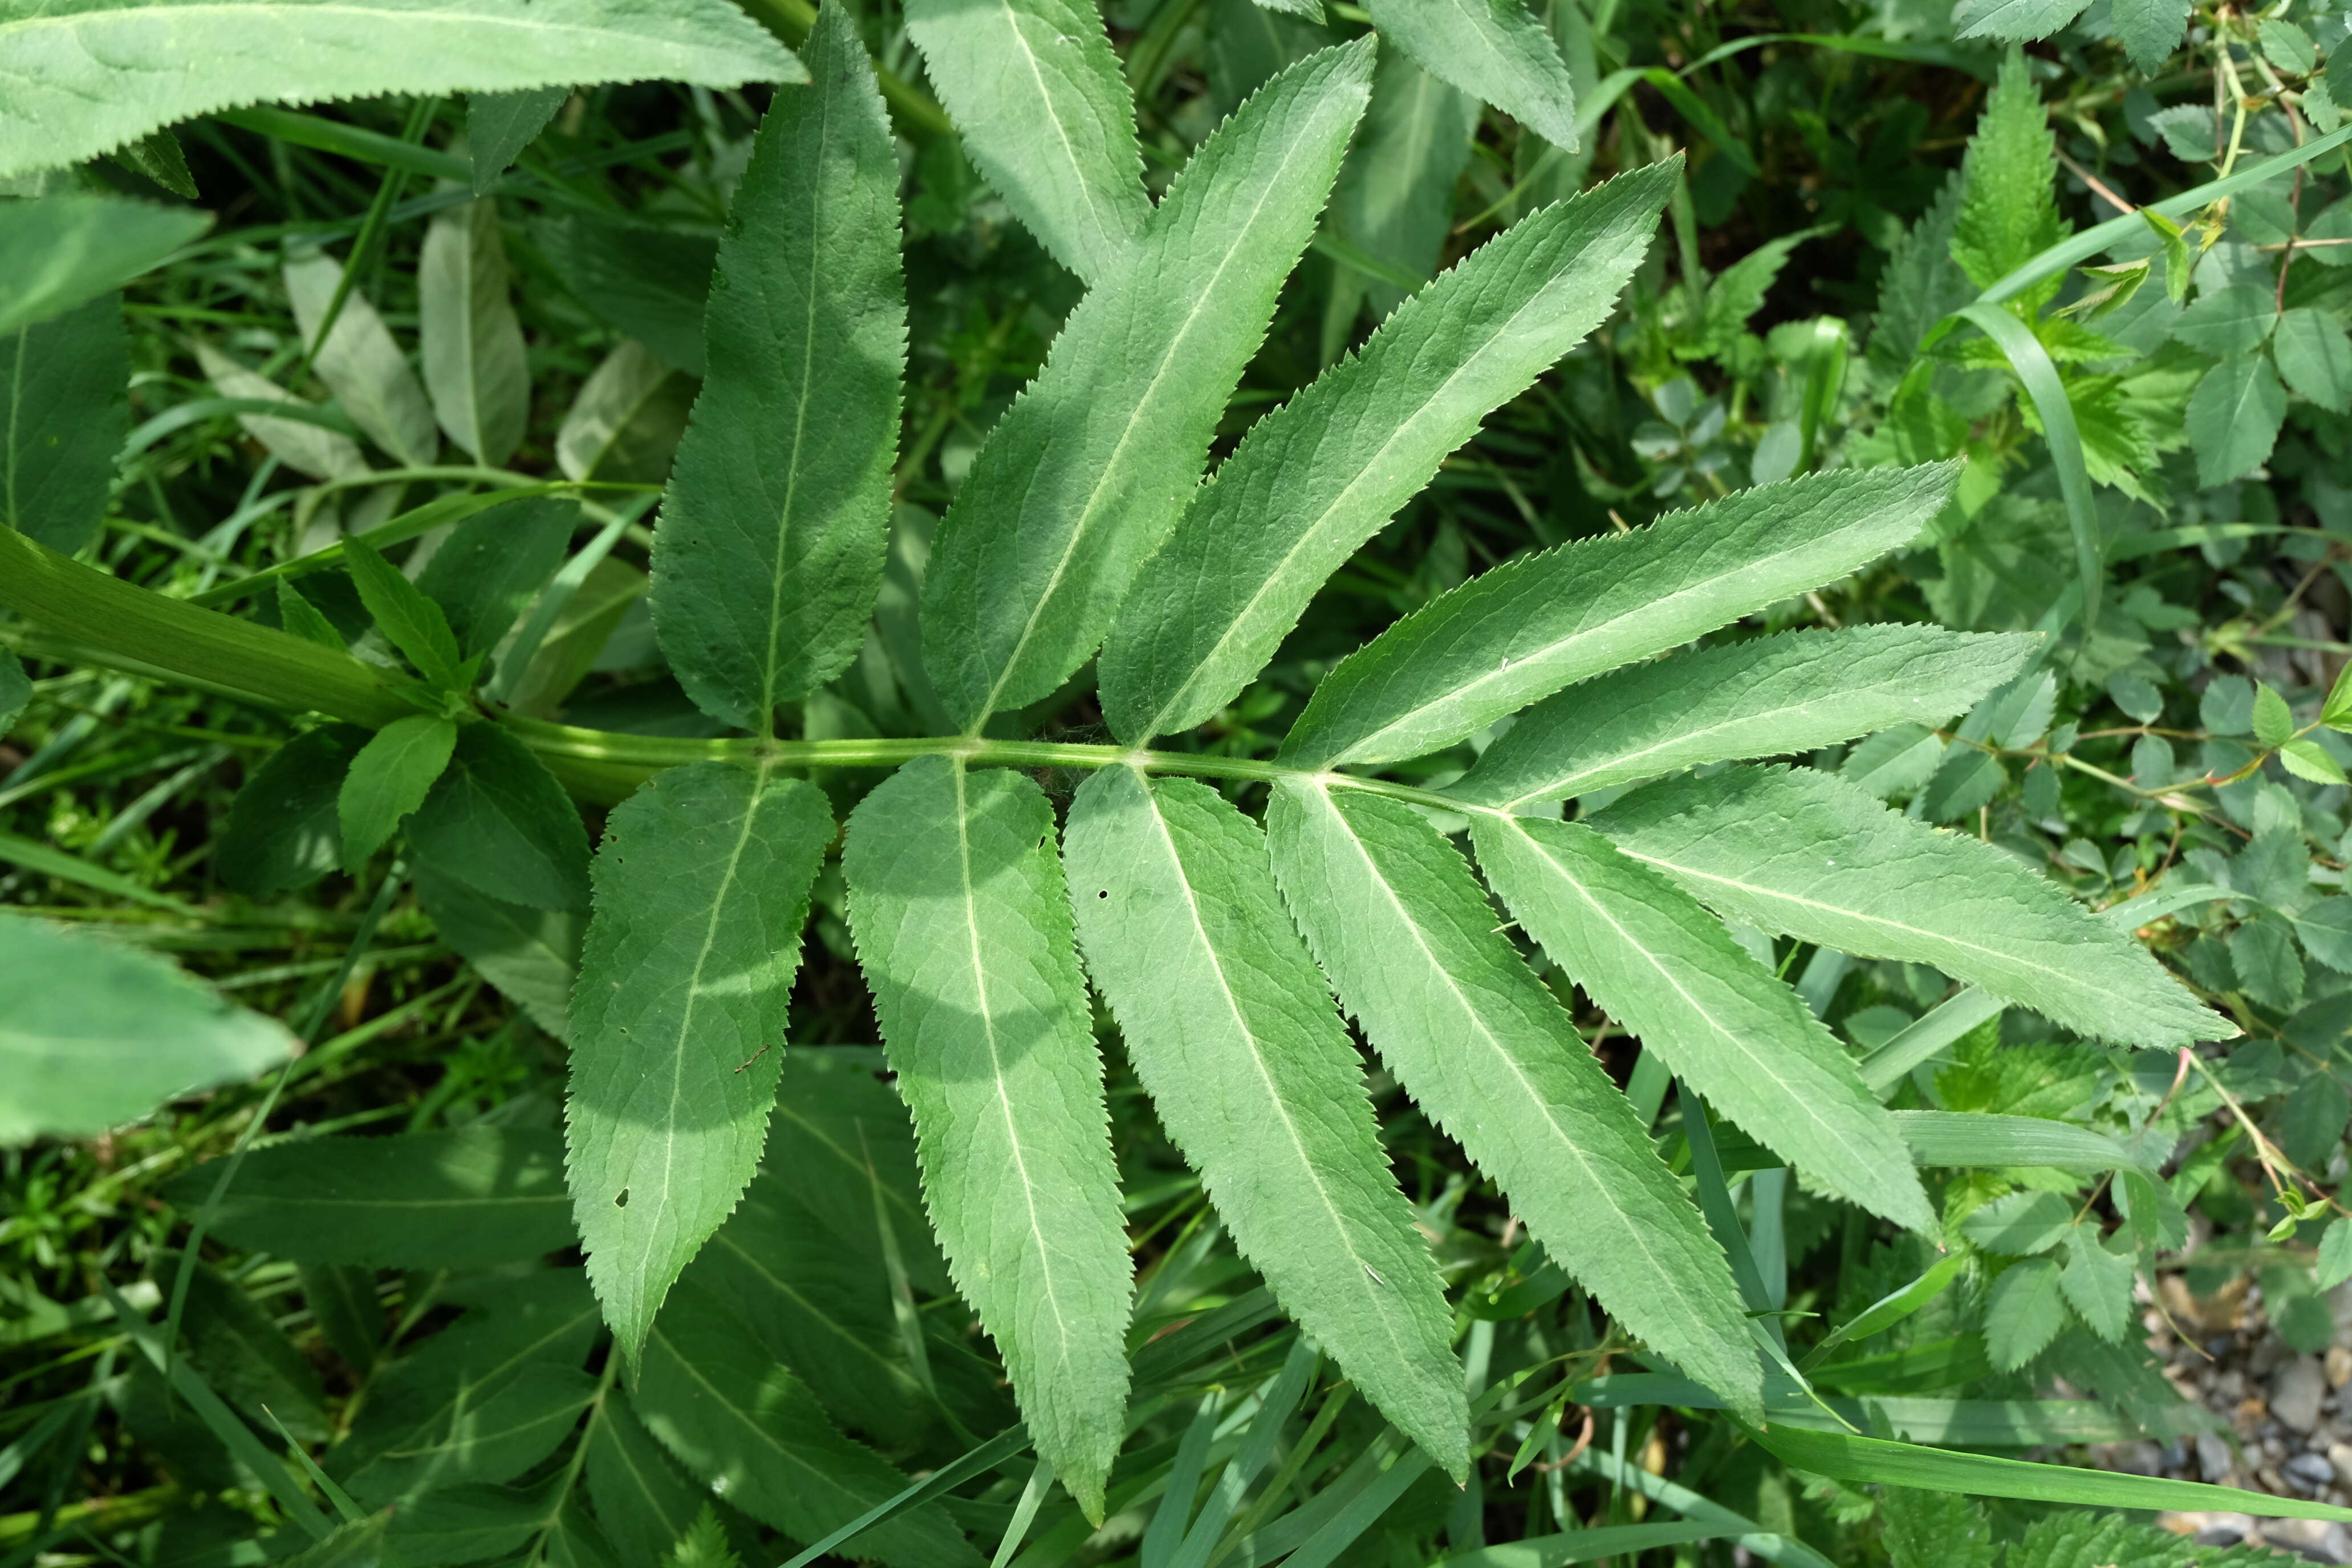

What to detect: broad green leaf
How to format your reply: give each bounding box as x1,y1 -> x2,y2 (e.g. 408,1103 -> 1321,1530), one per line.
921,40 -> 1375,728
2114,0 -> 2189,71
1959,1191 -> 2073,1255
568,762 -> 829,1362
1953,0 -> 2090,42
905,0 -> 1148,283
349,1363 -> 596,1502
762,1055 -> 950,1297
2283,737 -> 2349,786
0,912 -> 298,1144
0,0 -> 799,182
275,1514 -> 393,1567
1869,171 -> 1970,384
588,1391 -> 710,1563
3,291 -> 127,555
1264,779 -> 1764,1417
1984,1256 -> 2067,1370
1323,50 -> 1480,318
284,251 -> 439,466
2274,306 -> 2352,414
165,1127 -> 573,1267
1100,161 -> 1676,741
1364,0 -> 1579,149
1281,462 -> 1960,769
383,1478 -> 551,1565
2253,681 -> 2294,748
537,215 -> 717,377
409,724 -> 592,912
637,1281 -> 978,1568
0,193 -> 209,335
1882,1490 -> 1998,1568
555,340 -> 690,484
1064,769 -> 1469,1475
842,757 -> 1132,1519
340,714 -> 457,871
651,5 -> 904,733
1471,814 -> 1934,1234
2319,1218 -> 2352,1289
2171,282 -> 2275,358
218,723 -> 365,896
0,647 -> 26,734
2188,354 -> 2286,487
421,199 -> 529,468
1591,765 -> 2223,1047
415,495 -> 578,660
330,1270 -> 599,1504
1951,51 -> 2065,303
2059,1230 -> 2134,1341
1452,626 -> 2039,809
470,87 -> 568,193
193,340 -> 368,481
343,536 -> 465,688
416,862 -> 583,1039
172,1253 -> 331,1439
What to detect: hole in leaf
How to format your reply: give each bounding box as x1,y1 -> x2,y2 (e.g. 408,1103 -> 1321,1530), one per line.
614,1188 -> 629,1208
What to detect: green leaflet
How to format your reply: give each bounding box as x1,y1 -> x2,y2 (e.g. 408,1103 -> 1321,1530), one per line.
1470,814 -> 1935,1234
409,724 -> 592,912
1063,769 -> 1469,1476
1868,170 -> 1969,386
2188,354 -> 2286,487
1263,780 -> 1764,1417
340,714 -> 457,871
343,535 -> 465,688
416,862 -> 583,1040
469,86 -> 568,193
1099,161 -> 1676,741
163,1127 -> 574,1268
1325,50 -> 1480,319
587,1390 -> 710,1563
1280,462 -> 1961,768
3,291 -> 128,555
650,3 -> 904,732
1451,625 -> 2041,808
1951,51 -> 2066,304
763,1055 -> 951,1297
383,1479 -> 552,1565
218,723 -> 366,896
842,757 -> 1132,1520
0,193 -> 209,336
904,0 -> 1148,283
420,198 -> 530,468
1364,0 -> 1581,150
0,0 -> 800,183
1585,764 -> 2226,1049
331,1270 -> 601,1505
537,215 -> 716,378
0,911 -> 298,1144
638,1281 -> 979,1568
284,252 -> 440,467
920,40 -> 1375,728
344,1363 -> 597,1502
415,495 -> 578,660
567,761 -> 831,1363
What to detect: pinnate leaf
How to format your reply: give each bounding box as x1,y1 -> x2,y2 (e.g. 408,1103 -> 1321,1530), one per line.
567,762 -> 831,1363
1265,779 -> 1764,1417
1452,625 -> 2039,808
1281,462 -> 1961,769
1099,160 -> 1677,741
1065,769 -> 1468,1475
921,40 -> 1375,727
905,0 -> 1148,283
0,0 -> 799,183
651,2 -> 905,731
1471,813 -> 1934,1234
1588,765 -> 2227,1049
842,757 -> 1132,1520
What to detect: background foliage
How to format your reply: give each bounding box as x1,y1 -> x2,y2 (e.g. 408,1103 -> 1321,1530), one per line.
21,0 -> 2352,1562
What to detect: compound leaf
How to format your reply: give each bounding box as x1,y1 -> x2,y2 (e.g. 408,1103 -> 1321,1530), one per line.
1586,764 -> 2225,1049
1100,159 -> 1676,741
1265,779 -> 1764,1417
1451,626 -> 2040,808
1281,462 -> 1961,769
920,40 -> 1374,728
3,291 -> 128,555
1471,814 -> 1935,1234
842,757 -> 1132,1520
1064,769 -> 1469,1476
651,2 -> 904,732
0,0 -> 799,182
567,762 -> 831,1363
1364,0 -> 1580,150
0,912 -> 298,1144
905,0 -> 1148,283
164,1127 -> 574,1268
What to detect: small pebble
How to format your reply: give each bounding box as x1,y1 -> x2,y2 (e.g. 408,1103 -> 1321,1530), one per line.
2328,1346 -> 2352,1390
2285,1452 -> 2334,1490
2329,1441 -> 2352,1488
2277,1358 -> 2330,1434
